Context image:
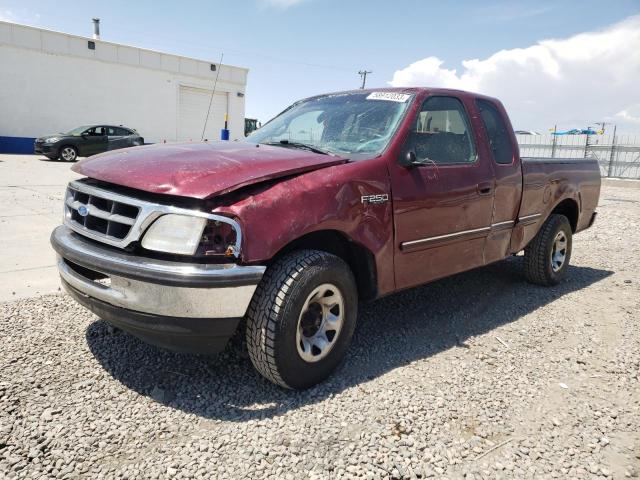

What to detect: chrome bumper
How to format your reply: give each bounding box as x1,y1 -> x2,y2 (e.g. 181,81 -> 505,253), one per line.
51,226 -> 265,319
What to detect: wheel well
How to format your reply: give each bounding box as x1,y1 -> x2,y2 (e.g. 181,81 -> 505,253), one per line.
550,198 -> 578,232
274,230 -> 378,301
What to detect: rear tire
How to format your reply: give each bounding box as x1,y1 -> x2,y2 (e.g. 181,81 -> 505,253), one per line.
524,214 -> 572,286
245,250 -> 358,390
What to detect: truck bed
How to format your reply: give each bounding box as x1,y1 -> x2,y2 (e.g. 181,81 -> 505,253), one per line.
514,157 -> 601,250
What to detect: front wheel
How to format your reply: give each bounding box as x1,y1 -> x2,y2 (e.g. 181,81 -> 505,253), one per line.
524,214 -> 573,286
245,250 -> 358,389
58,145 -> 78,162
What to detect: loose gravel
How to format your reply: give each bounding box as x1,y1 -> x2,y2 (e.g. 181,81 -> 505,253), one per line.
1,185 -> 639,479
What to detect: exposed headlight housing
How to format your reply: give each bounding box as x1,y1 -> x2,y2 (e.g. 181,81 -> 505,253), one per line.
141,214 -> 207,256
45,137 -> 59,143
195,220 -> 239,257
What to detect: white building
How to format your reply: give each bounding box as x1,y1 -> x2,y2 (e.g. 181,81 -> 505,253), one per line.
0,20 -> 248,153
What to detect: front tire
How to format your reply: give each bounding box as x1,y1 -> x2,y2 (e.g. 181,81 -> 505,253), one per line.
524,214 -> 573,286
246,250 -> 358,390
58,145 -> 78,162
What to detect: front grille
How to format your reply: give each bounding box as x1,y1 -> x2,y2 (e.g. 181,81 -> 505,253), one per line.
62,180 -> 243,257
65,184 -> 140,242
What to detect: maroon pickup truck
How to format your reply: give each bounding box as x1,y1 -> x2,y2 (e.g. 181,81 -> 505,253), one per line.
51,88 -> 601,389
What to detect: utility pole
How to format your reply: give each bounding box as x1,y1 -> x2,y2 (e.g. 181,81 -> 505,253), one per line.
358,70 -> 372,89
595,122 -> 607,134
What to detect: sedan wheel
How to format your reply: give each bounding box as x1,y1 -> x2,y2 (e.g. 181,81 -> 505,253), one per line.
60,146 -> 78,162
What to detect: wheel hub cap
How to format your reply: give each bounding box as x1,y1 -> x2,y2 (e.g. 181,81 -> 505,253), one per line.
551,231 -> 567,272
62,148 -> 75,160
296,283 -> 344,363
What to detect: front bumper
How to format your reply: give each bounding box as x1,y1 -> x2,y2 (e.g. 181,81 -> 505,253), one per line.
51,225 -> 265,353
34,141 -> 54,155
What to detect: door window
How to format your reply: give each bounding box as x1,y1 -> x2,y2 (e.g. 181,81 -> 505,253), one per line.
85,126 -> 106,136
107,127 -> 131,136
476,99 -> 514,164
408,96 -> 476,164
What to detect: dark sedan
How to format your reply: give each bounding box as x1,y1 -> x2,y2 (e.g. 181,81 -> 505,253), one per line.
34,125 -> 144,161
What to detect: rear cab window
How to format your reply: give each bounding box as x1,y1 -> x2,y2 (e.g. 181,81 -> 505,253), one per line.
476,99 -> 515,164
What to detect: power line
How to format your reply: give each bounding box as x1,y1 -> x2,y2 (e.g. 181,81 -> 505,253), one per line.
358,70 -> 372,89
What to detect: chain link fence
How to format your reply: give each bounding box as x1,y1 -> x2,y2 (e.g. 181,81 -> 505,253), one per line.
516,134 -> 640,179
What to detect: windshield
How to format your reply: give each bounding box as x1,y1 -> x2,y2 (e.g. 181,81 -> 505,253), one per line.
65,126 -> 92,135
246,92 -> 413,157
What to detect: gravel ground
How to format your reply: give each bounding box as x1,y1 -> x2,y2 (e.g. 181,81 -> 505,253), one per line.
1,185 -> 639,479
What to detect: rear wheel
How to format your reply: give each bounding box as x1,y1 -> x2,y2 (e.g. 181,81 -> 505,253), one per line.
58,145 -> 78,162
524,214 -> 573,286
245,250 -> 358,389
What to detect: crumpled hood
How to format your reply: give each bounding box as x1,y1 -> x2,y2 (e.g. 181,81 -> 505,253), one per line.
72,141 -> 347,199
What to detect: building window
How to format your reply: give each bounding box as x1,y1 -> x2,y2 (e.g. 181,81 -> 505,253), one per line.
210,64 -> 216,71
88,41 -> 95,50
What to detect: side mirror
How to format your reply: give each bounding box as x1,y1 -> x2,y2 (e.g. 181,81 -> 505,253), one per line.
399,150 -> 418,167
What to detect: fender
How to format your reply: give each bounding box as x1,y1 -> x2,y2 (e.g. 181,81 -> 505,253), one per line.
215,157 -> 397,296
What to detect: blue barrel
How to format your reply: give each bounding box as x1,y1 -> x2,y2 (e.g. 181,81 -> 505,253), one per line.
220,129 -> 230,141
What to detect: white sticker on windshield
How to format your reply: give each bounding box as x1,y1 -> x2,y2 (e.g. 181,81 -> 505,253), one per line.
366,92 -> 411,102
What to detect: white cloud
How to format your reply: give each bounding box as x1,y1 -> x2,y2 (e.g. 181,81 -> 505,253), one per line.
389,15 -> 640,132
615,104 -> 640,125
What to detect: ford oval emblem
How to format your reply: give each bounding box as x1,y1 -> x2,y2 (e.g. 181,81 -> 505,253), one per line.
77,205 -> 89,217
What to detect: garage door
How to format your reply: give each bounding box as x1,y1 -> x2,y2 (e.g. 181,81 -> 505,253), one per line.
178,86 -> 228,141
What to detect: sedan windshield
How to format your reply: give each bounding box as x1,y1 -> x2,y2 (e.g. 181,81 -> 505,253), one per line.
65,126 -> 92,135
246,92 -> 413,157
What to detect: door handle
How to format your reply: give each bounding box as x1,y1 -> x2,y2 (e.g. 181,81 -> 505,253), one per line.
477,182 -> 493,196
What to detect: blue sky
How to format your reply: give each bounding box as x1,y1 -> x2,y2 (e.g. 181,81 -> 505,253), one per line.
1,0 -> 639,129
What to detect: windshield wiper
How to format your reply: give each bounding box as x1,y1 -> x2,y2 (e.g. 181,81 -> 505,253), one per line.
262,140 -> 333,156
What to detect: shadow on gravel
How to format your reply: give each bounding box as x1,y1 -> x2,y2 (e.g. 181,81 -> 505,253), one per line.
85,257 -> 612,421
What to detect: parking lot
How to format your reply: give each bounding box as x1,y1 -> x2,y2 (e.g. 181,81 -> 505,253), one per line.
1,154 -> 639,479
0,154 -> 80,301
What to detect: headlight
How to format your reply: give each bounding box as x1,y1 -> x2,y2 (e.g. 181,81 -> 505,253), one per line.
45,137 -> 59,143
141,214 -> 207,255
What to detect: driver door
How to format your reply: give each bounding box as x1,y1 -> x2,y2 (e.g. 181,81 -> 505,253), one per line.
389,95 -> 496,289
81,126 -> 108,156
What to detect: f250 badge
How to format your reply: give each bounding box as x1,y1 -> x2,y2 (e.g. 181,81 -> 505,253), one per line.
361,194 -> 389,205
